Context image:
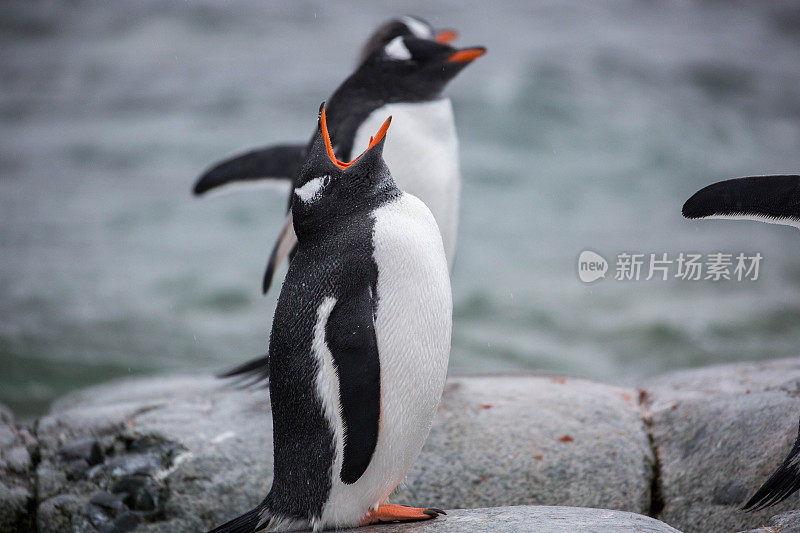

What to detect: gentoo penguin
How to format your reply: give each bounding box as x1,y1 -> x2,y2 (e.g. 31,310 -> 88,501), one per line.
209,103 -> 452,532
683,174 -> 800,511
195,36 -> 485,295
193,16 -> 457,198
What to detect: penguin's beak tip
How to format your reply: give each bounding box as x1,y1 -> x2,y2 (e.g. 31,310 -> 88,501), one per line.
446,47 -> 486,63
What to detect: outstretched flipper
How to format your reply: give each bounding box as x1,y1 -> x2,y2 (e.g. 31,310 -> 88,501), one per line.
193,144 -> 306,196
683,175 -> 800,229
742,418 -> 800,512
262,214 -> 297,294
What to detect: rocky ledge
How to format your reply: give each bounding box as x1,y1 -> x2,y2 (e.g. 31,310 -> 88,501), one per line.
1,358 -> 799,532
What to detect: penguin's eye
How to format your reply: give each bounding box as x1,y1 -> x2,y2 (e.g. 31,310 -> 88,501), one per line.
384,36 -> 412,61
294,175 -> 331,204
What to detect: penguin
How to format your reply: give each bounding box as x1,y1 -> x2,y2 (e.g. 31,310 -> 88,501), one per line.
209,103 -> 452,532
192,16 -> 457,198
215,35 -> 482,387
683,174 -> 800,511
195,35 -> 485,294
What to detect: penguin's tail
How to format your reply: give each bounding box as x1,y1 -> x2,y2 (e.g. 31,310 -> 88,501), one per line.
208,504 -> 263,533
216,354 -> 270,388
741,417 -> 800,512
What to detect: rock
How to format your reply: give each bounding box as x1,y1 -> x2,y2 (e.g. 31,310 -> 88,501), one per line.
397,376 -> 654,513
363,506 -> 680,532
767,509 -> 800,531
642,358 -> 800,533
32,373 -> 654,530
0,404 -> 36,533
57,438 -> 103,466
36,374 -> 272,532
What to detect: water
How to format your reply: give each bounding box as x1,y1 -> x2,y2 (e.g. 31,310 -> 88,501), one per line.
2,1 -> 800,417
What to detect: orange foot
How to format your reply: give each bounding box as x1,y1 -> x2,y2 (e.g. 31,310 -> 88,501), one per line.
361,504 -> 446,525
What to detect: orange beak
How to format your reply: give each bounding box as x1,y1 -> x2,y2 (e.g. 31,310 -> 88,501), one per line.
435,29 -> 458,44
447,47 -> 486,63
320,104 -> 391,170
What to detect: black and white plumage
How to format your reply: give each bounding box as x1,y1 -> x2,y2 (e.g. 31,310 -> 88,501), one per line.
683,174 -> 800,512
211,35 -> 483,388
355,16 -> 458,66
741,418 -> 800,512
682,175 -> 800,229
209,104 -> 451,532
195,31 -> 485,295
192,17 -> 456,197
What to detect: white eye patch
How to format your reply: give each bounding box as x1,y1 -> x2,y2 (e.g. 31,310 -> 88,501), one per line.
385,36 -> 412,61
401,16 -> 433,39
295,175 -> 331,203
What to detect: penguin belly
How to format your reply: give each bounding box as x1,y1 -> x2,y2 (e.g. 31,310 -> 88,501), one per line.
318,193 -> 452,528
351,99 -> 460,268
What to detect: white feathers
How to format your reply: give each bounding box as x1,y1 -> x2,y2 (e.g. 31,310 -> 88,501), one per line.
699,213 -> 800,230
294,175 -> 330,203
400,16 -> 434,39
384,36 -> 412,61
351,99 -> 460,268
319,192 -> 452,528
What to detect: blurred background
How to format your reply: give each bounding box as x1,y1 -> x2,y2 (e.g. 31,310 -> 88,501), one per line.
2,0 -> 800,418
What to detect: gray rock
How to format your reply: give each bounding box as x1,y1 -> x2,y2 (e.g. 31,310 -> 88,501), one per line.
768,509 -> 800,531
397,377 -> 654,513
641,358 -> 800,533
362,506 -> 680,532
34,373 -> 654,530
0,404 -> 35,533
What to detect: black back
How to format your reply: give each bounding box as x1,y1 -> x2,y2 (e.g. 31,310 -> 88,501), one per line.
263,106 -> 399,522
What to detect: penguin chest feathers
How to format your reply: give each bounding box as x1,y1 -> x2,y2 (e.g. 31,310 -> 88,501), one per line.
317,193 -> 452,527
351,99 -> 460,266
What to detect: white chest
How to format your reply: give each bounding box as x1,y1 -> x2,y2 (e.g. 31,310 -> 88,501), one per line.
351,99 -> 461,266
318,193 -> 452,528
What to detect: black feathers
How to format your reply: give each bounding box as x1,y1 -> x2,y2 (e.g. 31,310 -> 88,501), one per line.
207,504 -> 262,533
742,418 -> 800,512
326,283 -> 381,484
216,354 -> 269,388
193,144 -> 306,196
683,174 -> 800,224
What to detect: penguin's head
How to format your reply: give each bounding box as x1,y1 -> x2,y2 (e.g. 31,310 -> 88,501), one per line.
359,35 -> 486,100
357,16 -> 458,65
292,103 -> 395,235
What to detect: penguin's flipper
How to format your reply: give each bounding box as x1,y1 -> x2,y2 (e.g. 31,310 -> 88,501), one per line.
326,283 -> 381,485
742,417 -> 800,512
360,504 -> 446,525
682,174 -> 800,228
193,144 -> 306,196
216,354 -> 269,388
262,214 -> 297,294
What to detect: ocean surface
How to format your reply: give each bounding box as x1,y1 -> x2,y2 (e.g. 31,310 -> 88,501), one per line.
2,1 -> 800,417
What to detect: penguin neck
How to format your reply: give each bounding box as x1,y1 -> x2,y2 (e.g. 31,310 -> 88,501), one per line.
325,73 -> 447,162
293,185 -> 400,244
